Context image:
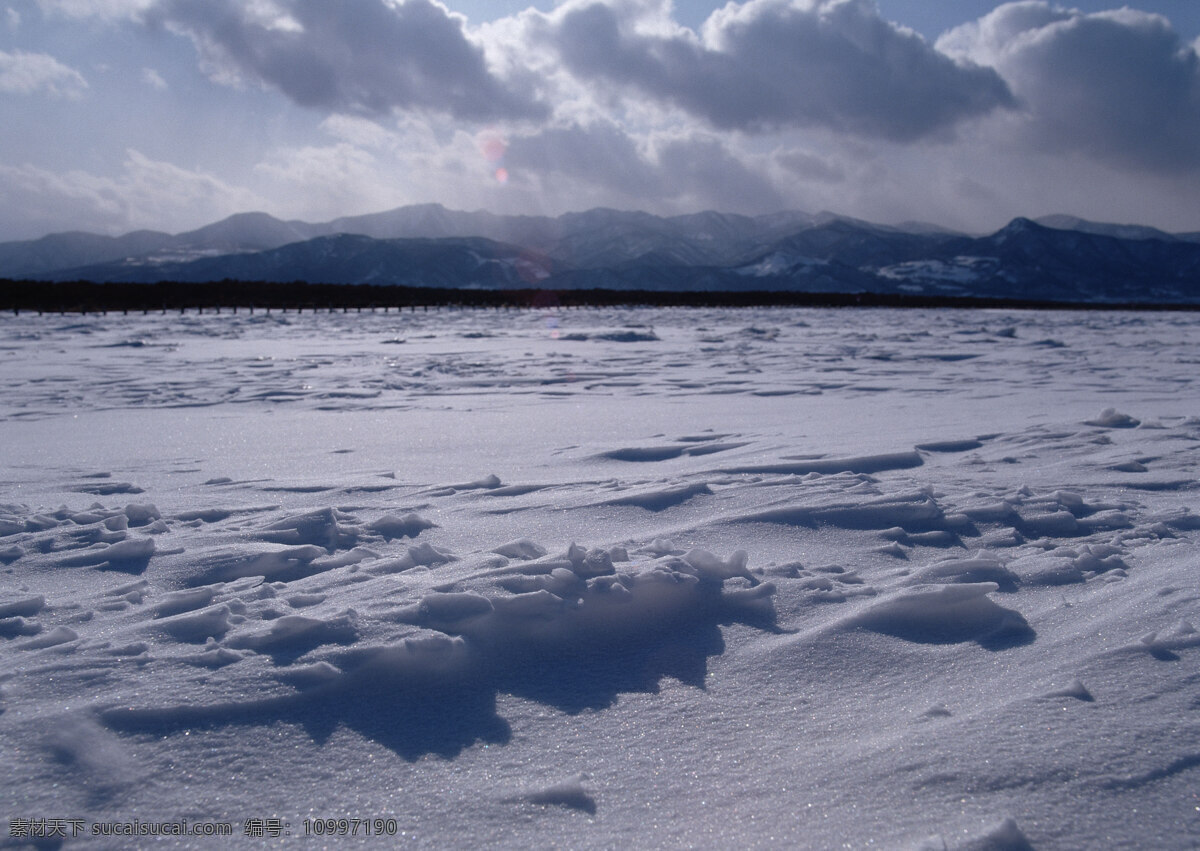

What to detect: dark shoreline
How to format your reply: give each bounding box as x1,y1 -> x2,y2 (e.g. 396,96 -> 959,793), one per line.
2,279 -> 1198,313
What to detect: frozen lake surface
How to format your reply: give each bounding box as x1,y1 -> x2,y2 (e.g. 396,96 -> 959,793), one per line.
2,306 -> 1199,848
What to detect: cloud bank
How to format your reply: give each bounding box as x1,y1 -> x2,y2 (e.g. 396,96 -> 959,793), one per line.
3,0 -> 1200,238
0,48 -> 87,97
0,150 -> 263,239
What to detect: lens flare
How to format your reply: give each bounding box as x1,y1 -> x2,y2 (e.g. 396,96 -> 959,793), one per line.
478,130 -> 511,187
479,132 -> 507,164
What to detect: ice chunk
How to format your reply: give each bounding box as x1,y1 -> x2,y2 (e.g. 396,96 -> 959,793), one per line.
961,817 -> 1033,851
603,482 -> 712,511
275,661 -> 344,689
0,595 -> 45,618
123,503 -> 161,526
1017,508 -> 1078,536
915,439 -> 983,453
26,514 -> 60,532
153,588 -> 215,619
0,616 -> 42,638
642,538 -> 679,555
45,714 -> 134,789
1008,554 -> 1084,586
1042,679 -> 1094,702
407,542 -> 455,567
184,647 -> 244,668
106,642 -> 149,656
175,508 -> 233,523
255,508 -> 357,551
738,490 -> 944,530
419,592 -> 494,624
492,538 -> 548,560
191,544 -> 328,584
368,512 -> 434,540
311,546 -> 379,570
721,451 -> 923,475
18,626 -> 79,650
682,549 -> 755,584
1085,408 -> 1140,428
909,553 -> 1018,592
152,605 -> 231,643
452,474 -> 502,490
600,445 -> 685,462
592,329 -> 658,342
492,590 -> 566,620
587,575 -> 633,601
568,545 -> 615,578
0,516 -> 25,537
74,481 -> 144,496
227,613 -> 358,658
508,773 -> 597,813
58,537 -> 156,572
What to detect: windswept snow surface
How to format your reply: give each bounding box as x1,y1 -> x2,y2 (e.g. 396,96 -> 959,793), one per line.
1,307 -> 1200,848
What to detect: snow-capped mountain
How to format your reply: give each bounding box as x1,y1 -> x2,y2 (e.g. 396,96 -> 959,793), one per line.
3,206 -> 1200,303
43,234 -> 556,289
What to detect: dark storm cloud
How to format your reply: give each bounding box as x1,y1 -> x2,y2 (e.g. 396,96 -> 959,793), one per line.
144,0 -> 547,121
543,0 -> 1015,141
939,2 -> 1200,171
654,134 -> 787,211
504,121 -> 663,198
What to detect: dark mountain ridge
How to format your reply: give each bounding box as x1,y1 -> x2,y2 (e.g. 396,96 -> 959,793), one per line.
4,205 -> 1200,304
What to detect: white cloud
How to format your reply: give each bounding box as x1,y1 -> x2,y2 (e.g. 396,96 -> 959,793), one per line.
499,120 -> 786,214
251,119 -> 533,222
0,49 -> 87,97
0,150 -> 264,238
141,67 -> 167,89
254,142 -> 385,220
36,0 -> 154,19
319,114 -> 395,150
938,1 -> 1200,172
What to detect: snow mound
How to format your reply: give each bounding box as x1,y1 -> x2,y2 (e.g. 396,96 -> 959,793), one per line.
917,817 -> 1033,851
99,545 -> 777,755
1085,408 -> 1141,428
843,583 -> 1034,648
507,773 -> 597,814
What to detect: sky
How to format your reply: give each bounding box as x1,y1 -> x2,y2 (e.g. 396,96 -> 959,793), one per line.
1,0 -> 1199,241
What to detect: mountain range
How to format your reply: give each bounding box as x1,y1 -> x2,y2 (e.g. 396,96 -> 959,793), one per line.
3,205 -> 1200,304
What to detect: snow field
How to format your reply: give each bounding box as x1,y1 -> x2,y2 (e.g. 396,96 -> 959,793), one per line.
1,307 -> 1199,848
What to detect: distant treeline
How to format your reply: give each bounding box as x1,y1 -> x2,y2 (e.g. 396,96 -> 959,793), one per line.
1,279 -> 1197,313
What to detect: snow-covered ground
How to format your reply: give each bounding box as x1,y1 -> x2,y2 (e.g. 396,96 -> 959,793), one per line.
2,306 -> 1199,849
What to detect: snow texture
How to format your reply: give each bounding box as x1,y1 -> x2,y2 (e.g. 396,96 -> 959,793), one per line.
1,306 -> 1199,848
